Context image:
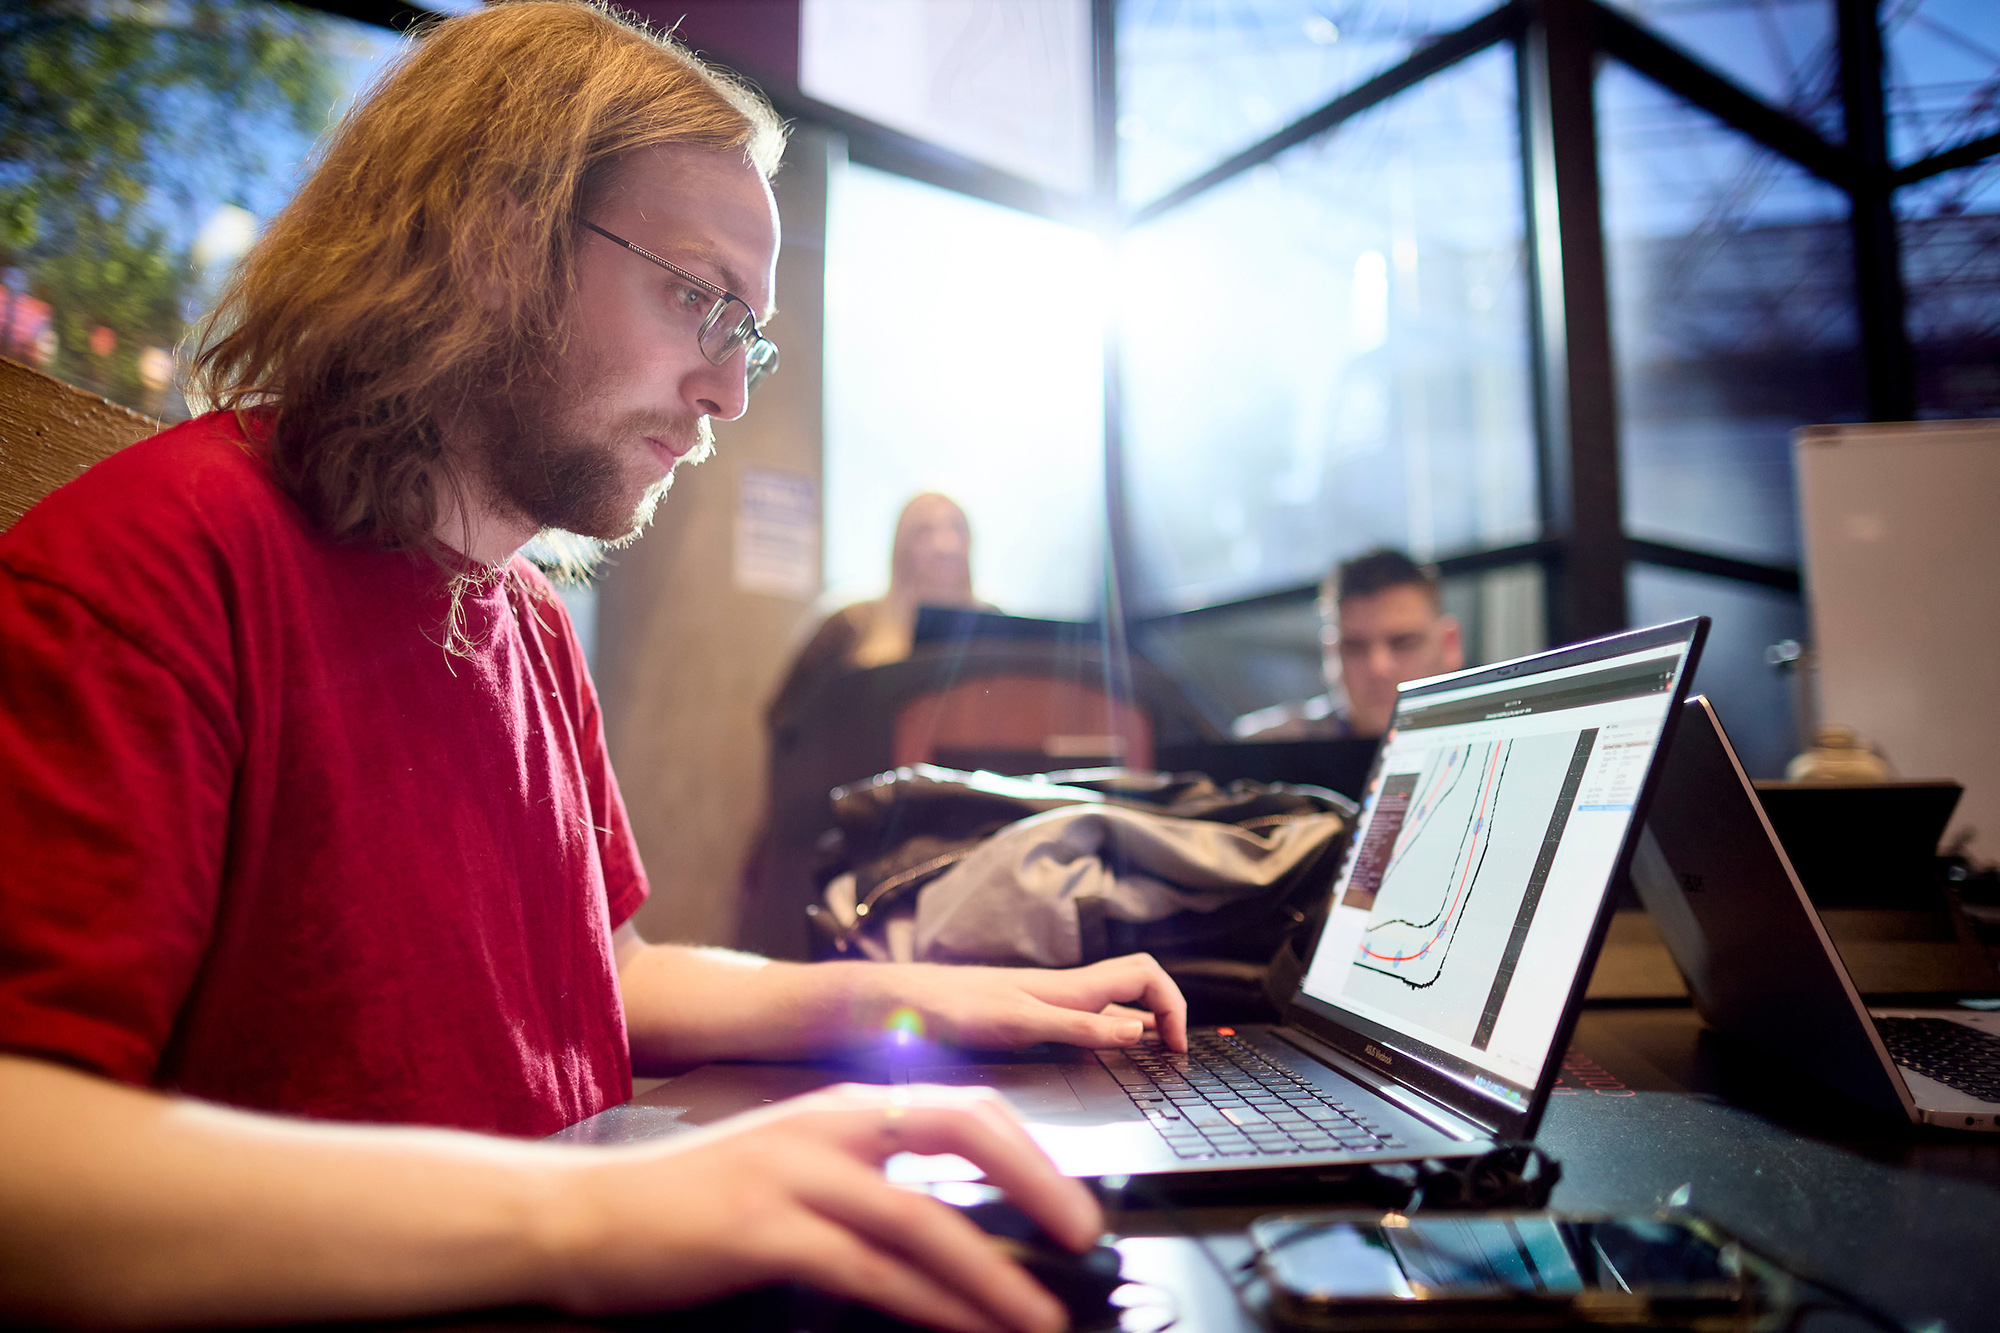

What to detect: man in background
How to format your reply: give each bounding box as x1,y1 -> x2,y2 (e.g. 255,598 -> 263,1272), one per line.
1238,548 -> 1464,740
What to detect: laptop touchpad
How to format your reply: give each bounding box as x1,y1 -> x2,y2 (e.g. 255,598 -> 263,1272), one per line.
905,1064 -> 1087,1116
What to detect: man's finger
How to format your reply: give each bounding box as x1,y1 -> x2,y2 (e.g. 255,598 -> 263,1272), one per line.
795,1154 -> 1067,1333
1036,1004 -> 1145,1049
768,1196 -> 1022,1333
811,1091 -> 1102,1253
983,1002 -> 1145,1053
1024,955 -> 1188,1053
1101,1002 -> 1157,1031
1103,954 -> 1188,1052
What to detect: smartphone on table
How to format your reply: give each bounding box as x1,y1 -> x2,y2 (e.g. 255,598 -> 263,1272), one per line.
1253,1210 -> 1782,1331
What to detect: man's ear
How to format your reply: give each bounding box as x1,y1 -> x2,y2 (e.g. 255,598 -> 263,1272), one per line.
1439,615 -> 1465,673
471,190 -> 538,315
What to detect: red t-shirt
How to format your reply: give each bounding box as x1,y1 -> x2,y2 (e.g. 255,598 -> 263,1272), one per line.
0,412 -> 647,1136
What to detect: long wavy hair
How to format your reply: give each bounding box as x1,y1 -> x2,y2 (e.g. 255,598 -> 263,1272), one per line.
190,0 -> 786,561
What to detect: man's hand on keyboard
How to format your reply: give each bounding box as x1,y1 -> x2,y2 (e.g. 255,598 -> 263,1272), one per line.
854,953 -> 1189,1054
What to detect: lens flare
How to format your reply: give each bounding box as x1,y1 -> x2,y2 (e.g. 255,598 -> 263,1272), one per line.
884,1006 -> 926,1045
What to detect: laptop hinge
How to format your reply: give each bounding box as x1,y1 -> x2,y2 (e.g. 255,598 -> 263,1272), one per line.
1273,1028 -> 1495,1142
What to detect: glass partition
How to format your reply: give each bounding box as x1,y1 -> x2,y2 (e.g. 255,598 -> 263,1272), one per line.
1132,595 -> 1323,729
1115,0 -> 1498,204
1885,0 -> 2000,165
1899,164 -> 2000,418
1442,563 -> 1545,668
1601,0 -> 1842,141
1629,565 -> 1805,779
1598,61 -> 1864,566
1131,561 -> 1543,732
1116,47 -> 1534,615
822,162 -> 1106,619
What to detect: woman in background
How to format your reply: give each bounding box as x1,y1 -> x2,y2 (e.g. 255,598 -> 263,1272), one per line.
768,492 -> 988,718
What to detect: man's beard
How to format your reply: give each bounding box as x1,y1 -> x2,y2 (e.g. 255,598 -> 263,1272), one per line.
473,372 -> 715,552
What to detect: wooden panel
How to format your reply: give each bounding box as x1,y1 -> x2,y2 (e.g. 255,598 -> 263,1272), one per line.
0,356 -> 157,534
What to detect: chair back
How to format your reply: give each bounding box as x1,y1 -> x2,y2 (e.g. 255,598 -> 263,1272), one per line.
0,355 -> 157,534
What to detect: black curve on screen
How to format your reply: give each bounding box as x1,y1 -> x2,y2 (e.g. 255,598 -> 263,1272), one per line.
1370,742 -> 1472,897
1366,739 -> 1509,934
1356,740 -> 1514,990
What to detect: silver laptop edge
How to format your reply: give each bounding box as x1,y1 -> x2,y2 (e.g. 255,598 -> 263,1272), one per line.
1633,696 -> 2000,1131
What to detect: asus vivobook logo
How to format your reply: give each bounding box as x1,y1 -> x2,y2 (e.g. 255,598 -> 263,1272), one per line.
1365,1044 -> 1392,1066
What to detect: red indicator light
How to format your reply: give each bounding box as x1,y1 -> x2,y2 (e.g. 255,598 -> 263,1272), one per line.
1215,1026 -> 1235,1036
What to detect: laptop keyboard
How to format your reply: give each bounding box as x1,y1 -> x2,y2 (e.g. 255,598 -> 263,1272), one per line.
1107,1030 -> 1405,1159
1876,1017 -> 2000,1103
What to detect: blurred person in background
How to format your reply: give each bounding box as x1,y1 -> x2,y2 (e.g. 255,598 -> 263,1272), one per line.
768,491 -> 990,721
1237,548 -> 1463,741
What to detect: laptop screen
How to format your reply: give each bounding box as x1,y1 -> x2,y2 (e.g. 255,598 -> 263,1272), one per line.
1296,621 -> 1703,1119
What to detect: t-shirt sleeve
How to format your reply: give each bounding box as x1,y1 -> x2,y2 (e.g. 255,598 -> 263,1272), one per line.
0,570 -> 237,1082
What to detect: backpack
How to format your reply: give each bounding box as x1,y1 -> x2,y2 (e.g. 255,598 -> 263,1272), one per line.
811,764 -> 1354,969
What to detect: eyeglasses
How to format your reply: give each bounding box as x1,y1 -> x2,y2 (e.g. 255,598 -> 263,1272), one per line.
580,219 -> 779,393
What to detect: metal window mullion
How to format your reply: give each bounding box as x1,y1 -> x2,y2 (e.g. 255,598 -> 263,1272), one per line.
1893,130 -> 2000,188
1519,0 -> 1627,646
1838,0 -> 1915,421
1626,540 -> 1802,593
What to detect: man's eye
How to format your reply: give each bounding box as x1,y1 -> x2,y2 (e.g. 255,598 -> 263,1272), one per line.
669,283 -> 709,314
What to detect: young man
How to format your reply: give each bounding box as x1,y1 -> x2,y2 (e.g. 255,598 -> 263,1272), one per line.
1237,548 -> 1464,740
0,6 -> 1181,1331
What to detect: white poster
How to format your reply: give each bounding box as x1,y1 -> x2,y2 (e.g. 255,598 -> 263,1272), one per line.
734,469 -> 819,599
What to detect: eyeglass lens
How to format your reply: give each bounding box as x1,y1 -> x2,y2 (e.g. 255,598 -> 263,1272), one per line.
699,298 -> 779,388
698,299 -> 756,364
744,339 -> 778,389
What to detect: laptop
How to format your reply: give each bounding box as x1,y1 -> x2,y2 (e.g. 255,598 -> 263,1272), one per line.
912,606 -> 1101,648
1155,736 -> 1381,803
1752,778 -> 1963,910
579,619 -> 1708,1181
1631,695 -> 2000,1132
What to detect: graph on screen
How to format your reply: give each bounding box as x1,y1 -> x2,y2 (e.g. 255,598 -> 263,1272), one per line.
1338,728 -> 1599,1049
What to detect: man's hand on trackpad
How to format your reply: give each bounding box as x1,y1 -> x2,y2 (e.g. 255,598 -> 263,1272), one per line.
552,1083 -> 1093,1333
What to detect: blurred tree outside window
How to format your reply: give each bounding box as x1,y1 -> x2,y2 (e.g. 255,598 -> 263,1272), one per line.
1,0 -> 404,418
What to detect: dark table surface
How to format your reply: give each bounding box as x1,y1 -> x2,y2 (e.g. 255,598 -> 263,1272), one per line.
520,1004 -> 2000,1333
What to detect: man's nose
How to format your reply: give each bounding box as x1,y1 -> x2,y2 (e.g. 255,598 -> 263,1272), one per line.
685,352 -> 751,422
